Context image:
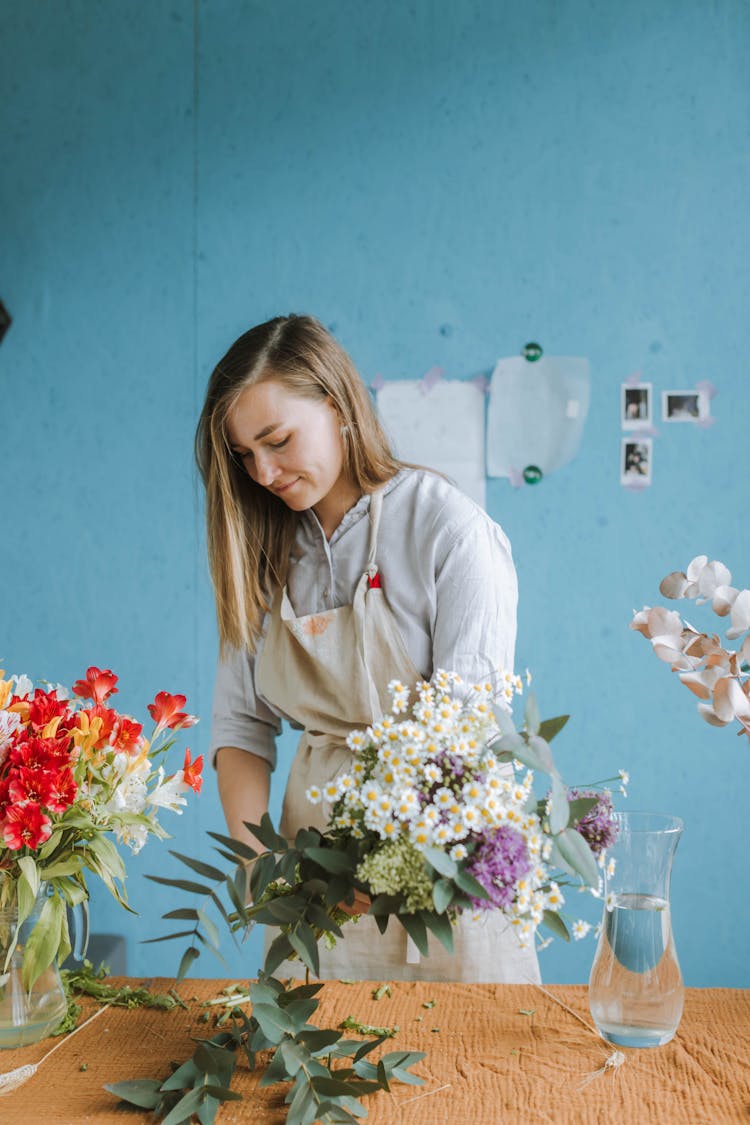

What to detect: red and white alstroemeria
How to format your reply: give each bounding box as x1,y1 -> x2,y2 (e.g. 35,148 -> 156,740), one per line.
148,691 -> 199,736
0,667 -> 201,989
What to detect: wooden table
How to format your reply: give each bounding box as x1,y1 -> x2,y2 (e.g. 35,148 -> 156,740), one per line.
1,978 -> 748,1123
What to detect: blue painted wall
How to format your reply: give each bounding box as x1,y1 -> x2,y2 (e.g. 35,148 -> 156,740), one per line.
1,0 -> 748,987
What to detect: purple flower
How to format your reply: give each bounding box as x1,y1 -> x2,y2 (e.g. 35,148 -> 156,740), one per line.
465,825 -> 532,911
569,788 -> 618,856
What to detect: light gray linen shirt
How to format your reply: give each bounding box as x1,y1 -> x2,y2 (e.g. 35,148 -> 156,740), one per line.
210,468 -> 518,770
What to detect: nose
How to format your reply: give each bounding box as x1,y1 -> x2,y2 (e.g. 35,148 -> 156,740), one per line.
251,449 -> 280,487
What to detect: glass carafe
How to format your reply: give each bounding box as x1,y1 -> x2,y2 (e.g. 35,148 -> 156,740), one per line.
589,811 -> 684,1048
0,886 -> 73,1048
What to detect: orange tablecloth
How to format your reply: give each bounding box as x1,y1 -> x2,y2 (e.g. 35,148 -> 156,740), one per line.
1,978 -> 748,1123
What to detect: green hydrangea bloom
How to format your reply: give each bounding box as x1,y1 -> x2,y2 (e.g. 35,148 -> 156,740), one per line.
356,837 -> 433,913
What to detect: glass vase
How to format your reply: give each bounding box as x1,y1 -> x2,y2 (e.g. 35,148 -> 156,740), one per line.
588,811 -> 684,1048
0,886 -> 69,1049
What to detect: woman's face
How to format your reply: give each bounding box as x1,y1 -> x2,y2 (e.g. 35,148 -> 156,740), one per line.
226,379 -> 354,523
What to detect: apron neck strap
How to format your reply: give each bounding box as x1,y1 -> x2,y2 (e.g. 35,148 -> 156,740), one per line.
367,490 -> 383,573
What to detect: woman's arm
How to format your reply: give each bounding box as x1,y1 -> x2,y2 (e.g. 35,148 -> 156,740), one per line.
215,745 -> 271,855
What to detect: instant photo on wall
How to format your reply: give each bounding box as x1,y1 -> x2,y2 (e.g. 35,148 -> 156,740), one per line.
662,389 -> 709,422
621,382 -> 652,429
621,437 -> 652,486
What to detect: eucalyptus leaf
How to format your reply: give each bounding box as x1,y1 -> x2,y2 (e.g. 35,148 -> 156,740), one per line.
265,897 -> 306,923
420,909 -> 454,953
162,908 -> 201,922
245,813 -> 288,852
286,1073 -> 316,1125
538,714 -> 570,742
160,1059 -> 200,1090
566,797 -> 599,826
284,997 -> 320,1031
555,826 -> 600,887
398,912 -> 429,956
422,846 -> 457,879
294,828 -> 322,851
252,1002 -> 296,1041
352,1034 -> 387,1062
177,945 -> 200,980
549,772 -> 570,834
492,731 -> 526,757
303,847 -> 354,875
526,733 -> 555,773
142,930 -> 198,944
104,1078 -> 163,1109
367,893 -> 403,916
279,849 -> 302,885
524,692 -> 541,734
206,829 -> 259,863
263,931 -> 295,976
542,908 -> 571,942
432,878 -> 454,914
249,852 -> 277,902
323,876 -> 352,908
288,921 -> 321,977
491,704 -> 518,736
259,1046 -> 295,1086
160,1086 -> 205,1125
304,902 -> 344,937
196,1094 -> 220,1125
454,870 -> 491,900
197,908 -> 221,950
147,874 -> 214,896
297,1028 -> 342,1054
279,1039 -> 310,1076
169,850 -> 227,883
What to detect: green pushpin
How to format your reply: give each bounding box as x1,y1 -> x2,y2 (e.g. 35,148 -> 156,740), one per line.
523,465 -> 543,485
522,342 -> 543,361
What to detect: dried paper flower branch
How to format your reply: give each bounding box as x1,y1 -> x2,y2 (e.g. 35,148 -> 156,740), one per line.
631,555 -> 750,738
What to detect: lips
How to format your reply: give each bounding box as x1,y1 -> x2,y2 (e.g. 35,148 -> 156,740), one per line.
271,478 -> 301,495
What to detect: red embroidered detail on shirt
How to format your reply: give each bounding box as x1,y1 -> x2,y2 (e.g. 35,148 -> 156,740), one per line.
368,572 -> 382,590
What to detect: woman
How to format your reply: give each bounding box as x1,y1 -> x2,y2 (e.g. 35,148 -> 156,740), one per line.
196,313 -> 540,983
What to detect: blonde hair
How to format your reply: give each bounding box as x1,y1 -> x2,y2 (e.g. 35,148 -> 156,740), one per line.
195,314 -> 403,651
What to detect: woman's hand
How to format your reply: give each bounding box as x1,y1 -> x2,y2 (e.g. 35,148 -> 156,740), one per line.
337,889 -> 372,917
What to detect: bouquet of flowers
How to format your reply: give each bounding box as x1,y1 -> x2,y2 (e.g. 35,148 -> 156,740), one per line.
0,665 -> 201,988
631,555 -> 750,738
302,670 -> 617,953
121,669 -> 622,1125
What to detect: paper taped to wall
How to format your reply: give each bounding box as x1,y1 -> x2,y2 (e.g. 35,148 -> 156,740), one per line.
486,355 -> 591,479
376,377 -> 487,507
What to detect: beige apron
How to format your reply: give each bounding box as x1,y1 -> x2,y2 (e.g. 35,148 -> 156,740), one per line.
256,491 -> 541,984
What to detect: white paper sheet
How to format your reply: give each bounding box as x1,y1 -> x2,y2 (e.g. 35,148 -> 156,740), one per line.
376,378 -> 487,507
486,355 -> 590,479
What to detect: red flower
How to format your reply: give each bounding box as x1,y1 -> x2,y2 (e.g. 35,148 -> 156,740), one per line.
72,667 -> 119,704
8,767 -> 55,806
181,749 -> 203,794
26,688 -> 73,732
46,768 -> 77,813
76,703 -> 117,749
113,716 -> 143,753
148,692 -> 198,734
10,735 -> 72,771
0,777 -> 11,819
1,803 -> 52,850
